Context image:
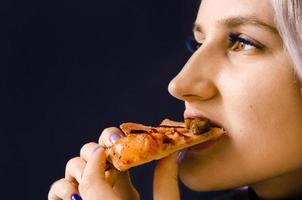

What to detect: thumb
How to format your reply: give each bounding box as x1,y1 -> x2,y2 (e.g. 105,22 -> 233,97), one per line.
111,170 -> 140,200
80,146 -> 118,200
153,152 -> 181,200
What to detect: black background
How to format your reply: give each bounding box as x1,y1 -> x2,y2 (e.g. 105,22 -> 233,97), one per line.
5,0 -> 229,199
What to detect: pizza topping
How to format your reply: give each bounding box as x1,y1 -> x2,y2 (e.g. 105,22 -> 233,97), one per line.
160,118 -> 215,135
162,136 -> 174,144
122,118 -> 217,136
185,118 -> 211,135
129,129 -> 148,134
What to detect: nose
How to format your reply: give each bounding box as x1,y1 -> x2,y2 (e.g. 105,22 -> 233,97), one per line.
168,49 -> 218,102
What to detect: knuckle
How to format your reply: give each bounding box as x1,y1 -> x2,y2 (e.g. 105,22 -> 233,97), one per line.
65,157 -> 82,177
48,181 -> 58,200
80,142 -> 97,157
66,157 -> 79,170
48,178 -> 74,200
81,142 -> 95,152
49,178 -> 63,191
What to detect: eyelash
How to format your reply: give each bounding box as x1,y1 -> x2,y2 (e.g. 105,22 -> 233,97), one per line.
228,33 -> 263,50
185,33 -> 263,53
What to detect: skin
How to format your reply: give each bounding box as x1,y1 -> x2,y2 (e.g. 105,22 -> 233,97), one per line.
48,128 -> 179,200
168,0 -> 302,198
49,0 -> 302,199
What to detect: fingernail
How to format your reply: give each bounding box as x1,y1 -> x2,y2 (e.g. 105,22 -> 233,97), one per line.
71,194 -> 82,200
92,145 -> 101,153
177,149 -> 188,164
110,133 -> 121,144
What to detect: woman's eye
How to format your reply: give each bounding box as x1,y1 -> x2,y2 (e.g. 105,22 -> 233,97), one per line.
228,33 -> 263,51
185,36 -> 202,53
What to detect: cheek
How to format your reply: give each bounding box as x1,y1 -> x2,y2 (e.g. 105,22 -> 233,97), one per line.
220,59 -> 297,139
221,62 -> 302,179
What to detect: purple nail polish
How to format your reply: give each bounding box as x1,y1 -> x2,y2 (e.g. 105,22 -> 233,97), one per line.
71,194 -> 82,200
93,145 -> 101,153
110,133 -> 122,144
177,149 -> 188,164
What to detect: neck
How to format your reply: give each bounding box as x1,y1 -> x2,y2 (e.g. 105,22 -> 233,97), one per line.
250,168 -> 302,199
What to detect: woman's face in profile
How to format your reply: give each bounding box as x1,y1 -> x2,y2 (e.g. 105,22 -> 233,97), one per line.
168,0 -> 302,194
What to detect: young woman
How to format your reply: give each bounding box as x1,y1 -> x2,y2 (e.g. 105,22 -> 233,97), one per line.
48,0 -> 302,199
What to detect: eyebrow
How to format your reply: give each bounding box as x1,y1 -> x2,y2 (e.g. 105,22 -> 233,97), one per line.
193,16 -> 279,34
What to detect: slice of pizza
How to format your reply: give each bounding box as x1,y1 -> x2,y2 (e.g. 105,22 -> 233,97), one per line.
106,118 -> 224,171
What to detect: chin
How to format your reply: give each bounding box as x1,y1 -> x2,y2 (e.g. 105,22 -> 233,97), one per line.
178,163 -> 221,191
179,172 -> 243,192
179,172 -> 221,192
178,160 -> 241,192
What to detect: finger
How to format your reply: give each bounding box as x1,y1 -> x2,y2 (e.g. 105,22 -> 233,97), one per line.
48,178 -> 79,200
79,147 -> 118,200
104,168 -> 119,186
65,157 -> 86,183
82,146 -> 106,180
98,127 -> 124,148
153,152 -> 180,200
80,142 -> 99,162
103,168 -> 139,200
112,170 -> 140,200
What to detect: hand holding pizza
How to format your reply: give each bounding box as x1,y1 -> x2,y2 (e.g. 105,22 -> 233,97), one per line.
48,127 -> 139,200
99,127 -> 182,200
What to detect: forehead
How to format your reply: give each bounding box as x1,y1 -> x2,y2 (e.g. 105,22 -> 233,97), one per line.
196,0 -> 275,30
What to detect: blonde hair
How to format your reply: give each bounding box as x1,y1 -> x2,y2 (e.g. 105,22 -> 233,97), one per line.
271,0 -> 302,81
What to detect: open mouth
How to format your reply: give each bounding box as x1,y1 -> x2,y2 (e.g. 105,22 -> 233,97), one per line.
181,117 -> 227,153
184,117 -> 225,135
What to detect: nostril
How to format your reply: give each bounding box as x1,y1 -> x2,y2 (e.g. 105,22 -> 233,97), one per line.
198,81 -> 218,100
169,79 -> 218,101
